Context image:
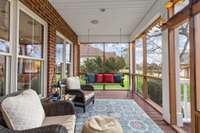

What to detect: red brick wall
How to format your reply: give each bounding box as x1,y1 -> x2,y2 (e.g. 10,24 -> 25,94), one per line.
20,0 -> 79,95
47,26 -> 56,95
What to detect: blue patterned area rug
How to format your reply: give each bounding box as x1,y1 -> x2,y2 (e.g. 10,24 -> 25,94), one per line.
75,99 -> 164,133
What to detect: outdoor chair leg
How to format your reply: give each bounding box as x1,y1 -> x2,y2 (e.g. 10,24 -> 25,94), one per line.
121,81 -> 124,87
83,106 -> 86,113
93,99 -> 95,104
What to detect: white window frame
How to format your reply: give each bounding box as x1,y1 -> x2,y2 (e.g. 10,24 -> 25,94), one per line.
56,32 -> 73,79
6,1 -> 48,97
0,0 -> 12,95
0,0 -> 48,97
17,2 -> 48,97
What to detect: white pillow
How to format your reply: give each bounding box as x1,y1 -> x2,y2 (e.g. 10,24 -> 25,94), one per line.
67,76 -> 81,90
1,89 -> 45,130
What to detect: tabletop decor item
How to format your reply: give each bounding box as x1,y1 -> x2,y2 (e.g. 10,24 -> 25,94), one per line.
51,81 -> 61,101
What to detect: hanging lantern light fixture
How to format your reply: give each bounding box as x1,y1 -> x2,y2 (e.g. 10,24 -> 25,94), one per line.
165,1 -> 173,9
165,0 -> 185,9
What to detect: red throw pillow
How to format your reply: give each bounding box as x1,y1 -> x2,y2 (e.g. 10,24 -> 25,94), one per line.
103,74 -> 114,83
96,74 -> 104,83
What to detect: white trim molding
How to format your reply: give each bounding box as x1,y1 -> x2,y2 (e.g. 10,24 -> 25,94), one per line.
18,1 -> 48,97
56,32 -> 73,78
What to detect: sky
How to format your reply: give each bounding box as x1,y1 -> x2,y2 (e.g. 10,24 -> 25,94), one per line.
56,44 -> 71,63
88,43 -> 129,57
0,40 -> 9,53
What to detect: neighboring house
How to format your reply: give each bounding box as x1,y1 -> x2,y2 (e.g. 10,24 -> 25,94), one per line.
80,44 -> 117,64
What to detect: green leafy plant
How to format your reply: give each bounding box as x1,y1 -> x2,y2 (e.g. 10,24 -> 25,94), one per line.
80,56 -> 126,73
104,57 -> 126,73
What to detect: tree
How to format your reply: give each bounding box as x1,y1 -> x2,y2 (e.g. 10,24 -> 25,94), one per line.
94,56 -> 104,73
179,23 -> 189,61
80,58 -> 98,73
104,57 -> 117,73
104,57 -> 126,73
80,56 -> 126,73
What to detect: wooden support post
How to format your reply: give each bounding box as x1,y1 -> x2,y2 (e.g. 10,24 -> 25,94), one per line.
73,40 -> 80,76
132,41 -> 136,95
77,41 -> 80,76
165,5 -> 177,125
143,35 -> 148,99
168,28 -> 177,125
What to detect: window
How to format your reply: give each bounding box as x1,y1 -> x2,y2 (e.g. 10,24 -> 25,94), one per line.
147,24 -> 162,78
17,5 -> 47,96
56,33 -> 72,82
0,0 -> 10,96
56,36 -> 64,81
104,43 -> 129,73
135,38 -> 143,75
80,43 -> 104,73
0,0 -> 10,53
135,38 -> 144,95
80,43 -> 104,89
176,22 -> 191,123
146,24 -> 162,107
134,19 -> 163,107
177,23 -> 190,79
0,55 -> 10,96
19,11 -> 43,58
0,1 -> 47,96
65,43 -> 72,76
104,43 -> 130,89
17,59 -> 43,94
66,43 -> 71,63
79,43 -> 130,90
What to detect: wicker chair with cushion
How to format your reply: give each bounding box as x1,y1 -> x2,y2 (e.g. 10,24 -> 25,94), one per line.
0,90 -> 76,133
62,77 -> 95,112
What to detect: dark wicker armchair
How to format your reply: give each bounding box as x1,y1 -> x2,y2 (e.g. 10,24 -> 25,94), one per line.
62,78 -> 95,112
0,92 -> 75,133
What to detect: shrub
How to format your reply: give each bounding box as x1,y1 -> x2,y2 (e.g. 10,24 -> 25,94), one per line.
147,79 -> 162,107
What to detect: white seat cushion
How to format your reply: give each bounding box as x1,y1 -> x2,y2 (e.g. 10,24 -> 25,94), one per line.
42,115 -> 76,133
82,115 -> 123,133
1,89 -> 45,130
84,91 -> 95,101
67,76 -> 81,90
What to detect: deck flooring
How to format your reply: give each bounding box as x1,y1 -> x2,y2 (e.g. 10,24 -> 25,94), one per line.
95,91 -> 177,133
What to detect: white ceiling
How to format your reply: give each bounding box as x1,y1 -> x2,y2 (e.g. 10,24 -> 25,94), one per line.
49,0 -> 157,36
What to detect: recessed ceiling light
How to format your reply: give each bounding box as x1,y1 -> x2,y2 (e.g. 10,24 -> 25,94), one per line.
91,20 -> 99,25
0,10 -> 6,14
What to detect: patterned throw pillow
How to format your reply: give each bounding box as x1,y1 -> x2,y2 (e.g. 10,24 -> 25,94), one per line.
114,73 -> 122,83
86,73 -> 96,83
1,89 -> 45,130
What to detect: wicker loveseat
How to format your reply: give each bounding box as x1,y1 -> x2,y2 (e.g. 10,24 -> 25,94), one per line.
0,90 -> 76,133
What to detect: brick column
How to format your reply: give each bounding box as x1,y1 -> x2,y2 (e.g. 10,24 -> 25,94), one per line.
47,25 -> 56,95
